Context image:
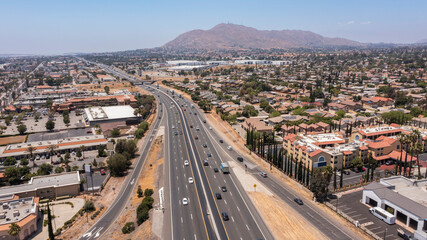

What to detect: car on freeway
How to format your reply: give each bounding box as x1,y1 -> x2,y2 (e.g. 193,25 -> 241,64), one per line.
209,127 -> 212,130
221,186 -> 227,192
237,156 -> 243,162
215,193 -> 222,199
219,139 -> 224,143
221,212 -> 229,221
182,198 -> 188,206
213,168 -> 219,173
207,153 -> 212,157
204,160 -> 209,166
203,143 -> 207,148
260,172 -> 268,178
172,126 -> 175,129
100,169 -> 106,175
195,136 -> 198,140
227,146 -> 232,151
188,177 -> 193,184
190,125 -> 193,128
194,113 -> 197,115
184,160 -> 189,166
294,198 -> 303,205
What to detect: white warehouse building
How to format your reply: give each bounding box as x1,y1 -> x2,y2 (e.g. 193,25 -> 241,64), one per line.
362,176 -> 427,239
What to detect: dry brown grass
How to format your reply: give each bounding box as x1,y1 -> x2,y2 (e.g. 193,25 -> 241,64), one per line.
0,135 -> 26,146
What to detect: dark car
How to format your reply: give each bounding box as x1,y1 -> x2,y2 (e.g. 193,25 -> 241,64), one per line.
343,170 -> 350,175
190,125 -> 193,128
195,136 -> 198,140
203,120 -> 206,123
237,156 -> 243,162
207,153 -> 212,157
213,168 -> 219,173
221,186 -> 227,192
294,198 -> 303,205
204,160 -> 209,166
221,212 -> 229,221
219,139 -> 224,143
203,144 -> 207,148
215,193 -> 222,199
194,113 -> 197,115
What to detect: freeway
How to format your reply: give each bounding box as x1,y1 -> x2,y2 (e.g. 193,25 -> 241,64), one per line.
83,58 -> 272,239
79,99 -> 164,240
144,85 -> 272,240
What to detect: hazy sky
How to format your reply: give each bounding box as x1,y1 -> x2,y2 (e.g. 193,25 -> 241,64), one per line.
1,0 -> 426,55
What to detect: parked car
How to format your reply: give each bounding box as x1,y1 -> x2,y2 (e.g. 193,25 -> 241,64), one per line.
100,169 -> 106,175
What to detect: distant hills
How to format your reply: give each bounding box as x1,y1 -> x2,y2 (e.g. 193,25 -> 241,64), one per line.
162,23 -> 367,50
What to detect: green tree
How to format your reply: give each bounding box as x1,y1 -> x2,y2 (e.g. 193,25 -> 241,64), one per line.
37,163 -> 53,175
76,149 -> 82,159
8,223 -> 21,239
104,86 -> 110,94
144,188 -> 154,197
111,128 -> 120,137
55,166 -> 64,173
20,158 -> 29,166
350,157 -> 364,170
46,120 -> 55,131
84,200 -> 96,212
269,110 -> 281,118
47,203 -> 55,240
4,157 -> 17,166
4,167 -> 20,185
309,166 -> 333,202
137,186 -> 143,198
107,153 -> 130,176
242,105 -> 258,118
17,124 -> 27,135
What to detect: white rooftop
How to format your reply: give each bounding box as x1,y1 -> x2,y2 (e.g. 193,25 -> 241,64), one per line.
0,197 -> 37,225
85,105 -> 136,121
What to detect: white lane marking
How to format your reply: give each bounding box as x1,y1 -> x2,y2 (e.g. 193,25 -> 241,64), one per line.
130,178 -> 135,185
94,227 -> 103,238
231,216 -> 235,222
82,228 -> 94,238
178,187 -> 179,192
246,224 -> 250,231
224,179 -> 226,183
237,206 -> 240,212
224,200 -> 227,205
214,175 -> 216,179
230,191 -> 232,196
194,234 -> 197,240
186,185 -> 188,190
181,217 -> 183,223
191,214 -> 193,220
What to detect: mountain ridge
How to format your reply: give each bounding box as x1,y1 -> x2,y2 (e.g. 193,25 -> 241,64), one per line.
162,23 -> 367,50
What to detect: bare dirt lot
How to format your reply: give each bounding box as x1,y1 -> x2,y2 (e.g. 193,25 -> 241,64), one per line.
0,135 -> 26,146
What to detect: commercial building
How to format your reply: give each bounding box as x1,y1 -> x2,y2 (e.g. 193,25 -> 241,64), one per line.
363,177 -> 427,239
0,196 -> 40,240
352,126 -> 404,141
83,105 -> 141,126
0,172 -> 81,200
52,95 -> 137,112
0,135 -> 108,160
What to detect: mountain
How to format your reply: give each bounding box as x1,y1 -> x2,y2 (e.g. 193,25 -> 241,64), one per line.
162,23 -> 366,50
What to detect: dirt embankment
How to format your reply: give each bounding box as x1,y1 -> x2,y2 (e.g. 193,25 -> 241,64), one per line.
103,136 -> 164,240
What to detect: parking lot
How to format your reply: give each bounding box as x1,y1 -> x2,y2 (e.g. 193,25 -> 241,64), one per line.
81,170 -> 108,192
330,190 -> 405,240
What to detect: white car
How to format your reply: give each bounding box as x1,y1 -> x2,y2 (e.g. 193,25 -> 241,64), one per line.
184,160 -> 189,166
188,177 -> 194,184
227,146 -> 232,151
172,126 -> 175,129
182,198 -> 188,205
209,127 -> 212,130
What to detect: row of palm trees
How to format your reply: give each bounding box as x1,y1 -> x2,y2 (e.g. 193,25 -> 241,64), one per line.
397,130 -> 426,179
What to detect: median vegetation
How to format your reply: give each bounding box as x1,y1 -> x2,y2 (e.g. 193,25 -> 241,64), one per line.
136,188 -> 154,225
107,139 -> 138,176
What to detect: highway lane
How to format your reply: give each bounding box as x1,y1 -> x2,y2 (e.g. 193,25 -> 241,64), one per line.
152,86 -> 271,240
80,92 -> 164,240
163,94 -> 211,240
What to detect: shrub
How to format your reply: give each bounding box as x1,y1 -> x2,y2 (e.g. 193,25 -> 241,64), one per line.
144,188 -> 154,197
137,186 -> 143,198
84,201 -> 96,212
122,222 -> 135,234
142,196 -> 154,209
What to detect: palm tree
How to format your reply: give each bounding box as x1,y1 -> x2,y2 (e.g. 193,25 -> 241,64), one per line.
397,134 -> 406,175
8,223 -> 21,240
27,146 -> 36,169
414,142 -> 423,179
79,145 -> 86,159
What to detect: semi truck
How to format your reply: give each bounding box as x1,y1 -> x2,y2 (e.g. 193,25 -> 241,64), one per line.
220,163 -> 230,173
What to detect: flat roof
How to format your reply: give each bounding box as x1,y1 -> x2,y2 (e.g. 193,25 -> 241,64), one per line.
0,172 -> 80,197
84,105 -> 136,122
0,197 -> 37,226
